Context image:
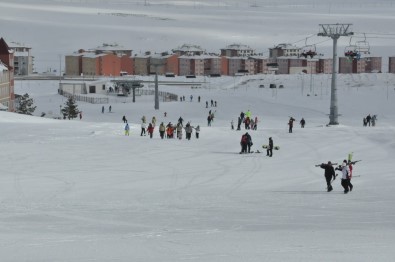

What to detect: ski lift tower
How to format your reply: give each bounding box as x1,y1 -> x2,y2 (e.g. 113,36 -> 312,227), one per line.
150,58 -> 166,110
318,23 -> 353,125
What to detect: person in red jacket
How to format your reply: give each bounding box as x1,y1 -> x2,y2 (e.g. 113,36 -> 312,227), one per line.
147,123 -> 154,139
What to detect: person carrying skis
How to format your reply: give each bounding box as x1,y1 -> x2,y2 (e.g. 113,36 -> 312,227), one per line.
336,160 -> 353,194
320,161 -> 336,192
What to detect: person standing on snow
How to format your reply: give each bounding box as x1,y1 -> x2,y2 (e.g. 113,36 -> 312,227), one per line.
246,132 -> 253,153
266,137 -> 274,157
300,118 -> 306,128
147,123 -> 154,138
141,121 -> 146,136
185,122 -> 193,140
194,125 -> 200,139
288,117 -> 295,133
319,161 -> 336,192
159,122 -> 166,139
240,133 -> 248,154
336,160 -> 353,194
124,122 -> 130,136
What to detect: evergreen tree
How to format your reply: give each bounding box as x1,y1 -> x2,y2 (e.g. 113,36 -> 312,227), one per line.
16,93 -> 36,115
61,96 -> 79,120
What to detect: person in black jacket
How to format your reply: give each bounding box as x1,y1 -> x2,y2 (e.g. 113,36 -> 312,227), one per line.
266,137 -> 273,157
320,161 -> 336,192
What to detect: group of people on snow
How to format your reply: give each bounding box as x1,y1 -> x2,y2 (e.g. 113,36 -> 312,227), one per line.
319,159 -> 355,194
236,110 -> 258,131
124,114 -> 200,140
363,114 -> 377,127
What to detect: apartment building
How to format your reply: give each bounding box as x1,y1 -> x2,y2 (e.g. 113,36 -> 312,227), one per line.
339,57 -> 382,74
0,38 -> 15,111
318,58 -> 333,74
269,43 -> 301,59
220,44 -> 255,57
8,41 -> 34,75
172,44 -> 205,56
177,54 -> 221,76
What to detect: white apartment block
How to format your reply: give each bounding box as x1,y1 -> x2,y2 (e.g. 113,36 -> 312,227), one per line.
8,42 -> 34,75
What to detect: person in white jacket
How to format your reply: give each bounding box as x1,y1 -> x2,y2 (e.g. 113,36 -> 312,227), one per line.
337,160 -> 353,194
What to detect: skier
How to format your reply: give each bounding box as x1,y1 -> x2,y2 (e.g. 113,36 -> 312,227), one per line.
79,112 -> 82,120
266,137 -> 273,157
185,122 -> 193,140
336,160 -> 353,194
366,114 -> 372,126
141,121 -> 146,136
109,105 -> 112,113
151,116 -> 156,127
237,116 -> 242,130
207,114 -> 212,126
166,122 -> 174,138
124,122 -> 130,136
159,122 -> 166,139
300,118 -> 306,128
147,123 -> 154,138
194,125 -> 200,139
372,115 -> 377,126
231,120 -> 234,130
122,115 -> 127,123
319,161 -> 336,192
244,117 -> 250,130
101,106 -> 104,113
240,133 -> 248,154
178,116 -> 184,126
288,117 -> 295,133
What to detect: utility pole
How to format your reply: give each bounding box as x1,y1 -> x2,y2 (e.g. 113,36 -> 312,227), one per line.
318,23 -> 353,125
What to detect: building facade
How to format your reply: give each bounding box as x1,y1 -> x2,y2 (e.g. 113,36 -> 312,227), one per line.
220,44 -> 255,57
8,42 -> 34,75
0,38 -> 15,111
339,57 -> 382,74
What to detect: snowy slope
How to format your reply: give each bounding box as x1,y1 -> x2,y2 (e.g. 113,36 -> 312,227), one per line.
1,73 -> 395,261
1,0 -> 395,260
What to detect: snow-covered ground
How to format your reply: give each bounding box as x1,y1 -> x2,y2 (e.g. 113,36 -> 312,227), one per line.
1,0 -> 395,261
1,73 -> 395,261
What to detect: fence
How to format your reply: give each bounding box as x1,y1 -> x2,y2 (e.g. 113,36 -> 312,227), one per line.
59,90 -> 109,104
59,88 -> 177,104
136,89 -> 178,102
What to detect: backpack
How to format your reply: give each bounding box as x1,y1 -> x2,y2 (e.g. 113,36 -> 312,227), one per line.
241,135 -> 247,143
